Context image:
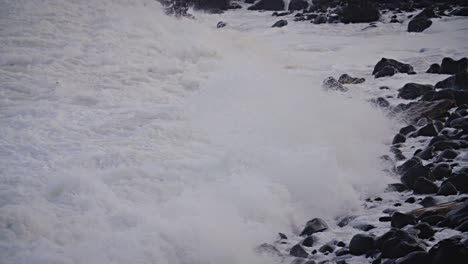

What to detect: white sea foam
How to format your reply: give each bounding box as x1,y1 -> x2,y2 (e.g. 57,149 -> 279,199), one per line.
1,1 -> 467,263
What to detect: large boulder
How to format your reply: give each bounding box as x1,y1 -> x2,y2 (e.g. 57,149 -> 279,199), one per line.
440,57 -> 468,74
391,212 -> 418,228
413,177 -> 438,194
288,0 -> 308,11
372,58 -> 415,78
192,0 -> 231,10
349,233 -> 375,255
248,0 -> 285,11
408,18 -> 432,32
395,251 -> 432,264
422,89 -> 468,106
400,164 -> 432,189
377,229 -> 426,259
435,71 -> 468,90
290,244 -> 309,258
400,99 -> 455,122
398,83 -> 434,100
300,218 -> 328,236
429,236 -> 468,264
340,4 -> 380,24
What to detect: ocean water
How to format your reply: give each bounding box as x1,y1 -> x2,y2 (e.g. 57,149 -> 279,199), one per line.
1,1 -> 467,263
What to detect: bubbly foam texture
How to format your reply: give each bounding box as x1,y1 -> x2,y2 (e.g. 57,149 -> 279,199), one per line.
0,1 -> 395,263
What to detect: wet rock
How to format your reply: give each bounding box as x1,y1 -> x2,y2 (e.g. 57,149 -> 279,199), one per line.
398,83 -> 434,100
371,97 -> 390,108
436,149 -> 459,161
228,3 -> 241,9
416,146 -> 434,160
375,66 -> 397,78
452,7 -> 468,16
397,157 -> 422,175
300,218 -> 328,236
372,58 -> 416,75
432,140 -> 458,151
440,57 -> 468,75
444,174 -> 468,193
432,163 -> 452,180
272,19 -> 288,28
446,200 -> 468,228
401,164 -> 432,189
427,63 -> 441,73
288,0 -> 308,11
355,224 -> 376,231
400,125 -> 417,136
413,222 -> 435,239
403,99 -> 455,123
429,236 -> 468,264
290,244 -> 309,258
302,236 -> 315,247
349,233 -> 375,255
408,18 -> 432,32
395,251 -> 432,264
420,214 -> 446,225
337,215 -> 357,227
341,5 -> 380,23
435,71 -> 468,90
248,0 -> 284,11
414,123 -> 438,137
437,182 -> 457,196
279,232 -> 288,240
335,248 -> 350,256
216,21 -> 227,28
405,197 -> 416,203
414,7 -> 437,20
338,74 -> 365,84
392,212 -> 418,228
313,14 -> 327,24
379,216 -> 392,222
322,77 -> 348,92
378,229 -> 426,259
319,243 -> 335,253
420,196 -> 438,207
392,133 -> 406,144
413,177 -> 438,194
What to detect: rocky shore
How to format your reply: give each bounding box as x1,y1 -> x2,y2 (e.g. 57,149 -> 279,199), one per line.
260,55 -> 468,264
160,0 -> 468,263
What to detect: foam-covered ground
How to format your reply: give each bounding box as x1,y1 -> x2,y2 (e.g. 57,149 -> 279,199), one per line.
0,1 -> 467,264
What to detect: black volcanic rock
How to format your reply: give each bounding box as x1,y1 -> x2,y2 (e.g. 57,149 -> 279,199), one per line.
437,181 -> 458,196
435,71 -> 468,90
391,212 -> 418,228
349,233 -> 375,255
272,19 -> 288,27
300,218 -> 328,236
248,0 -> 284,11
408,18 -> 432,32
440,57 -> 468,75
341,5 -> 380,23
290,244 -> 309,258
338,74 -> 365,84
373,58 -> 415,78
429,236 -> 468,264
427,63 -> 441,73
288,0 -> 308,11
398,83 -> 434,100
